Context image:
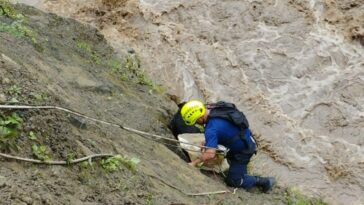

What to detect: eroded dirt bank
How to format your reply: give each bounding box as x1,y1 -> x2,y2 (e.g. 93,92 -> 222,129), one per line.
0,3 -> 299,205
33,0 -> 364,204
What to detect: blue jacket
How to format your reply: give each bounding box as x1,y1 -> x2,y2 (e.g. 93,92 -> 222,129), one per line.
204,117 -> 256,154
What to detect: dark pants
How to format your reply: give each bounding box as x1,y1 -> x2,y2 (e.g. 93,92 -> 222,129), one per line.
225,153 -> 257,189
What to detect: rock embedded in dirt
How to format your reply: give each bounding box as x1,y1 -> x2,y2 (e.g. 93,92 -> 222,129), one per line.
0,93 -> 7,102
2,77 -> 11,84
0,175 -> 7,188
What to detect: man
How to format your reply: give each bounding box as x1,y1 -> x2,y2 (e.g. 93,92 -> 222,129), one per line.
169,102 -> 203,162
169,102 -> 203,138
180,100 -> 275,193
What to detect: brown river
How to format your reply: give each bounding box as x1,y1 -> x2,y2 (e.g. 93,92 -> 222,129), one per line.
15,0 -> 364,204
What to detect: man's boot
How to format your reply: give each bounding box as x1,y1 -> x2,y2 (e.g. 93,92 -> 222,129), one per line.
255,176 -> 276,193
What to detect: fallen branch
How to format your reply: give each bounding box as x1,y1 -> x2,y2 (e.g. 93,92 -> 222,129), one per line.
0,152 -> 114,165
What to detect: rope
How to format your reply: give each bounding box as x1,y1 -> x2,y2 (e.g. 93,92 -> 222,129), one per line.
0,104 -> 225,153
0,152 -> 114,165
0,152 -> 230,196
0,105 -> 231,197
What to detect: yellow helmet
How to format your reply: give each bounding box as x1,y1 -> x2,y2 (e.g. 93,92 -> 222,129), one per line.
181,100 -> 206,125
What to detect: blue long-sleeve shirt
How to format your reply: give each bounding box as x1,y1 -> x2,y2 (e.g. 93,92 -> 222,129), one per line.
204,117 -> 256,153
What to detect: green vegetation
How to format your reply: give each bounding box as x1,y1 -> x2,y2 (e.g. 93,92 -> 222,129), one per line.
146,193 -> 155,205
80,160 -> 94,170
124,54 -> 153,86
32,144 -> 51,161
100,154 -> 140,173
0,0 -> 23,20
76,39 -> 163,92
0,112 -> 22,152
0,0 -> 39,47
76,40 -> 102,65
30,92 -> 49,104
286,188 -> 327,205
6,84 -> 22,102
66,152 -> 76,164
6,84 -> 22,96
28,131 -> 37,140
76,40 -> 92,52
111,53 -> 165,92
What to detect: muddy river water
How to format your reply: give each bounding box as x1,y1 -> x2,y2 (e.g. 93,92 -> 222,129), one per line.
16,0 -> 364,204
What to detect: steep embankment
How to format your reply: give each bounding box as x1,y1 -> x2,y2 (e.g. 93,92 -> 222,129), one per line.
0,3 -> 299,205
39,0 -> 364,204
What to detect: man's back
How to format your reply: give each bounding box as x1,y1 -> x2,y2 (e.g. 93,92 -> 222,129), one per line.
205,117 -> 246,152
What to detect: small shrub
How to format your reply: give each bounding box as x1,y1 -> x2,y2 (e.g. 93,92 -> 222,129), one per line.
0,112 -> 22,151
123,54 -> 153,86
28,131 -> 37,140
6,85 -> 22,96
101,155 -> 140,173
76,40 -> 92,53
80,160 -> 94,170
66,152 -> 76,164
32,144 -> 51,161
76,40 -> 102,65
30,92 -> 49,104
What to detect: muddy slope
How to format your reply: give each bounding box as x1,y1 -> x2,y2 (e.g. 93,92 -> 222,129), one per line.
37,0 -> 364,204
0,4 -> 293,205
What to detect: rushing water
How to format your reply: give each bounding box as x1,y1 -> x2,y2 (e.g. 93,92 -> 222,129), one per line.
17,0 -> 364,204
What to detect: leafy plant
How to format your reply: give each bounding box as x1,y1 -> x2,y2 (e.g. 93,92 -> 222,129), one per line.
76,40 -> 102,64
0,112 -> 23,151
6,85 -> 22,96
32,144 -> 51,161
31,92 -> 49,104
108,59 -> 122,72
91,52 -> 101,65
28,131 -> 37,140
80,160 -> 94,170
76,40 -> 92,53
101,155 -> 140,173
66,152 -> 76,164
123,54 -> 152,86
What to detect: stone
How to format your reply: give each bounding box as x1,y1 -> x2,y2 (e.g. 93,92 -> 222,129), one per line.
0,93 -> 7,102
20,196 -> 33,205
0,175 -> 6,188
2,78 -> 10,84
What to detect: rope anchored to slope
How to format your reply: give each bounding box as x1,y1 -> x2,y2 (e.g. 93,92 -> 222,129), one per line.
0,104 -> 230,196
0,104 -> 225,153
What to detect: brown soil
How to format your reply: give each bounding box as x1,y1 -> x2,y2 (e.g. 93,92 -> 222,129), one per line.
0,4 -> 291,205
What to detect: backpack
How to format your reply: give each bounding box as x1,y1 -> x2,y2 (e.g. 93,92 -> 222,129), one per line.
207,101 -> 256,154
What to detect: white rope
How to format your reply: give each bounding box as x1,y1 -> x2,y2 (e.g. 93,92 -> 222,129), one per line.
0,152 -> 113,165
0,104 -> 225,152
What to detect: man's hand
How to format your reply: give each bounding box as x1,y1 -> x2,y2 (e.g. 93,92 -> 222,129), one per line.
201,148 -> 216,161
188,148 -> 217,167
188,158 -> 202,167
